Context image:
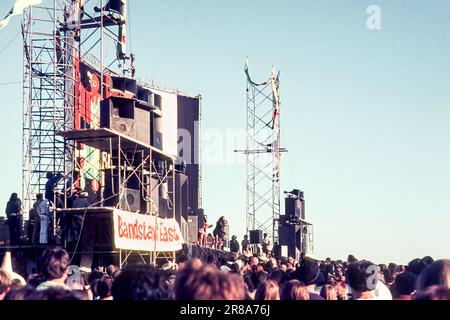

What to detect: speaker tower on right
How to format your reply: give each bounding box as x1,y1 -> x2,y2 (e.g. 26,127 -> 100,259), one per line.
277,189 -> 314,260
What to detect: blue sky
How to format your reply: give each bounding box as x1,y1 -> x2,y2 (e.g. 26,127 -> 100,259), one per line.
1,0 -> 449,264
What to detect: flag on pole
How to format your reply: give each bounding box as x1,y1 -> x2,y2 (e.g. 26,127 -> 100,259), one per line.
0,0 -> 43,31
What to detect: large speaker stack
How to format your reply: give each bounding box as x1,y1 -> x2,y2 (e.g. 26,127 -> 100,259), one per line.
101,76 -> 163,148
101,76 -> 164,213
278,189 -> 306,260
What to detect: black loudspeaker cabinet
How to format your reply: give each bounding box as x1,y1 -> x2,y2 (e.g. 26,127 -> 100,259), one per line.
103,170 -> 144,212
111,76 -> 138,97
187,215 -> 198,244
119,188 -> 141,212
137,86 -> 153,107
134,105 -> 150,145
151,113 -> 163,150
249,229 -> 263,244
278,224 -> 301,259
100,97 -> 136,138
285,197 -> 301,217
273,244 -> 289,259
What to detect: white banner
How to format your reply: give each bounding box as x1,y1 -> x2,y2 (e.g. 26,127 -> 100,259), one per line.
113,209 -> 184,252
0,0 -> 43,31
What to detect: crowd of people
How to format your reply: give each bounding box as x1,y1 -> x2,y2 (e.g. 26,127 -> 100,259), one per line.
0,247 -> 448,301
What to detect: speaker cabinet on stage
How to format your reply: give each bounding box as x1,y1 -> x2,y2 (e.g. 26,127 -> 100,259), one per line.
103,170 -> 143,212
278,224 -> 302,259
285,197 -> 301,218
151,113 -> 163,150
111,76 -> 137,98
187,215 -> 198,244
135,105 -> 150,145
171,172 -> 189,223
119,188 -> 141,212
100,97 -> 136,138
273,244 -> 288,259
249,230 -> 263,244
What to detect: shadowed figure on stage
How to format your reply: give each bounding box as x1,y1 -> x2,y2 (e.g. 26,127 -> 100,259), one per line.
5,193 -> 22,246
213,216 -> 227,250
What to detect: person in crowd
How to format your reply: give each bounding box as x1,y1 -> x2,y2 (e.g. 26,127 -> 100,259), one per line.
106,265 -> 120,278
407,258 -> 428,276
332,282 -> 349,300
230,235 -> 240,254
254,280 -> 280,300
293,257 -> 324,300
36,247 -> 70,291
0,270 -> 12,300
175,259 -> 245,300
213,216 -> 227,250
413,285 -> 450,300
96,275 -> 113,300
391,271 -> 417,300
346,260 -> 380,300
280,279 -> 309,300
416,260 -> 450,292
320,284 -> 338,300
112,264 -> 169,300
26,273 -> 46,289
5,193 -> 23,245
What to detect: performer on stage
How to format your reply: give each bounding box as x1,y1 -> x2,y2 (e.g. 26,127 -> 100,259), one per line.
5,193 -> 22,246
198,216 -> 213,247
213,216 -> 227,250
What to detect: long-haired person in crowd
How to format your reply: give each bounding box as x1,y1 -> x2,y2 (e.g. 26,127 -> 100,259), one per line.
175,259 -> 245,300
320,284 -> 338,300
254,280 -> 280,301
280,280 -> 309,300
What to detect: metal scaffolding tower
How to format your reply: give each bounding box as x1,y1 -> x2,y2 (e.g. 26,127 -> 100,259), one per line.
22,1 -> 75,213
21,1 -> 177,266
236,61 -> 287,244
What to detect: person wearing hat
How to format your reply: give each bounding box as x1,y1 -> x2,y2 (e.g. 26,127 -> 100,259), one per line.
294,257 -> 324,300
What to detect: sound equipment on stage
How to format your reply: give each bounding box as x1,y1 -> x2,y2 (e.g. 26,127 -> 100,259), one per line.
249,229 -> 263,244
137,87 -> 153,109
171,172 -> 189,223
285,197 -> 301,218
187,215 -> 198,243
180,217 -> 188,243
134,104 -> 151,145
273,244 -> 288,259
151,113 -> 163,150
195,208 -> 205,229
278,224 -> 302,260
119,188 -> 141,212
104,170 -> 143,212
110,76 -> 137,99
100,97 -> 136,138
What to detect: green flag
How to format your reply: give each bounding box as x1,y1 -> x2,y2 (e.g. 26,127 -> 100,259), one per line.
0,0 -> 43,31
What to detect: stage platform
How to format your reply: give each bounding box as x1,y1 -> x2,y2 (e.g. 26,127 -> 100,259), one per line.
57,128 -> 175,160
